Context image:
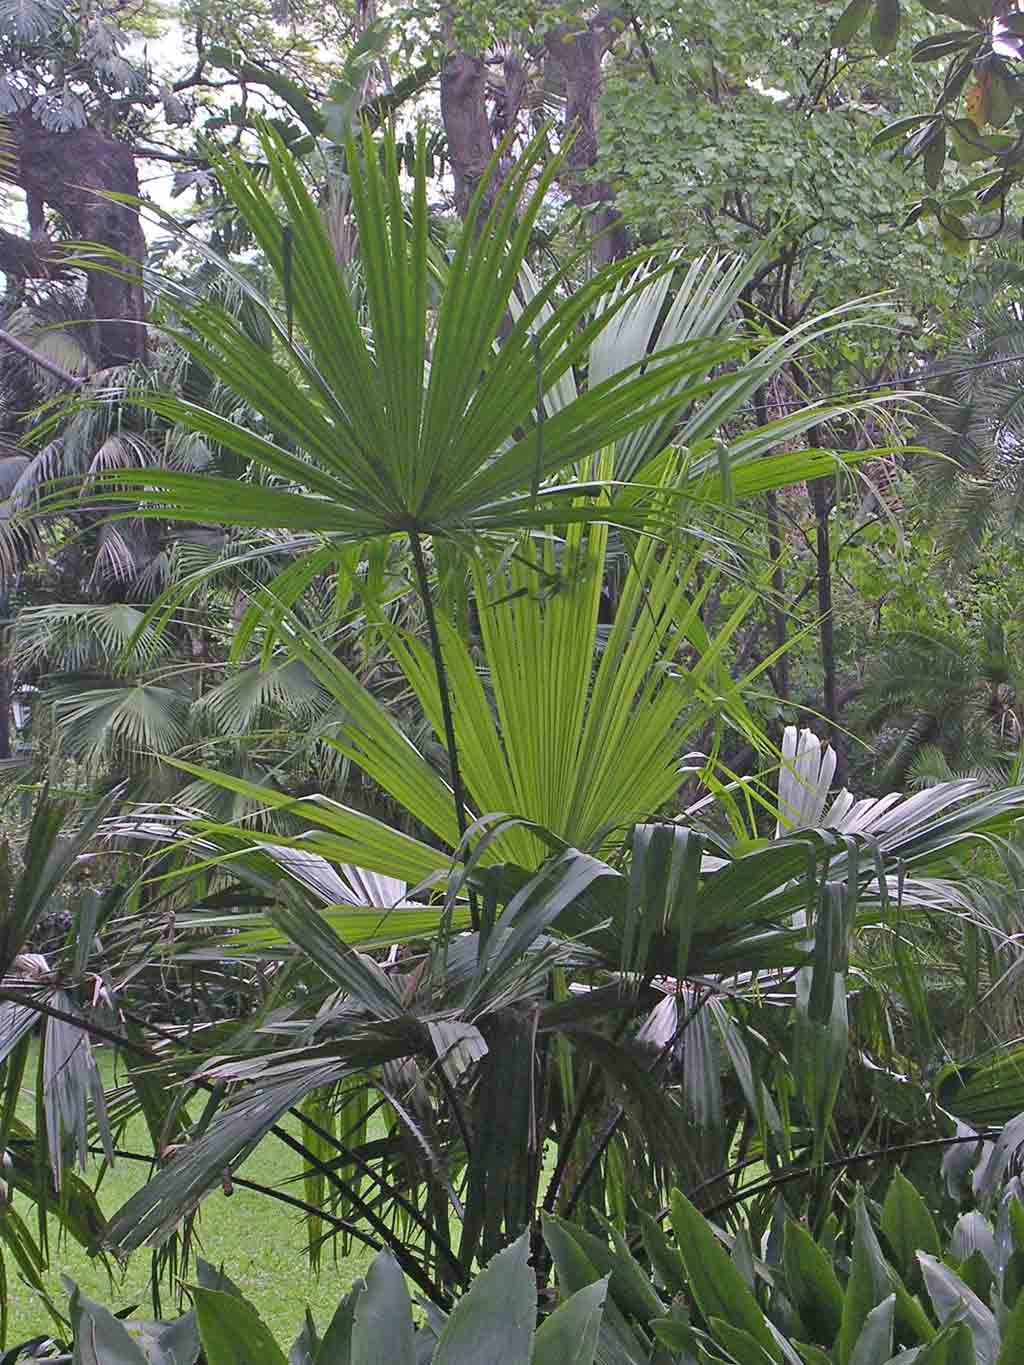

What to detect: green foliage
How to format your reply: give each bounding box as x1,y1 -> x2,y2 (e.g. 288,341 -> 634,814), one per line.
22,1165 -> 1024,1365
600,0 -> 965,325
26,1233 -> 608,1365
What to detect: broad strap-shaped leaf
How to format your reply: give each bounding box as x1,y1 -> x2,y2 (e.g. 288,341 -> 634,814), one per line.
998,1288 -> 1024,1364
540,1214 -> 649,1365
350,1249 -> 416,1365
838,1194 -> 893,1365
849,1295 -> 895,1365
918,1254 -> 998,1365
532,1277 -> 608,1365
638,1212 -> 686,1296
290,1309 -> 319,1365
193,1286 -> 288,1365
432,1233 -> 536,1364
794,880 -> 852,1162
315,1281 -> 363,1365
622,824 -> 703,980
668,1190 -> 781,1362
543,1215 -> 663,1327
66,1281 -> 158,1365
782,1220 -> 844,1346
881,1170 -> 941,1284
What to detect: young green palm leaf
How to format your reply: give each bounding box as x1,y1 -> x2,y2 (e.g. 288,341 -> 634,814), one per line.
158,505 -> 778,874
40,120 -> 784,897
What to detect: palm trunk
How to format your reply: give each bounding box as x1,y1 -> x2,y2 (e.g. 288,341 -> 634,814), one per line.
407,532 -> 479,931
0,608 -> 10,762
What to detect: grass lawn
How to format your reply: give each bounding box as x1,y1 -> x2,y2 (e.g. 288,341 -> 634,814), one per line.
7,1041 -> 371,1349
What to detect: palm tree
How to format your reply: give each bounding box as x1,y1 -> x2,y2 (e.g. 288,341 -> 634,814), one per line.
0,118 -> 936,1306
32,121 -> 895,869
858,617 -> 1024,790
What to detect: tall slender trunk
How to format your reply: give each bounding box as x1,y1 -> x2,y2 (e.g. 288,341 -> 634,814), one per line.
0,605 -> 10,763
809,471 -> 836,735
765,491 -> 790,701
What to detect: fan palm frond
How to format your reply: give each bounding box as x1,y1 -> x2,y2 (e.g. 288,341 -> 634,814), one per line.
13,603 -> 172,676
196,657 -> 328,735
49,679 -> 189,766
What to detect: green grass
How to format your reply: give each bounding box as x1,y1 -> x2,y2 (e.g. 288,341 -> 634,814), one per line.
7,1042 -> 371,1349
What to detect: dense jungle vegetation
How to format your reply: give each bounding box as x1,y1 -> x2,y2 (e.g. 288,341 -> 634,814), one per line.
7,1 -> 1024,1360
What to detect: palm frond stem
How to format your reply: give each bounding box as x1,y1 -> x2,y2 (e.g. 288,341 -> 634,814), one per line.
0,326 -> 84,389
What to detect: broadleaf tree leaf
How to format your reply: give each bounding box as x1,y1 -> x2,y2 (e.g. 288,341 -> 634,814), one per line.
831,0 -> 872,47
871,0 -> 901,55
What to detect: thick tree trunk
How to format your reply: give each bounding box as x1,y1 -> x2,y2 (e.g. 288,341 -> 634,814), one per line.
440,50 -> 497,223
545,19 -> 629,265
440,14 -> 627,263
4,116 -> 147,367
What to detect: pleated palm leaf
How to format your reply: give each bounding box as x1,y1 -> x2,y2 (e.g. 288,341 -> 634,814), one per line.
57,126 -> 708,540
10,598 -> 357,822
161,506 -> 777,878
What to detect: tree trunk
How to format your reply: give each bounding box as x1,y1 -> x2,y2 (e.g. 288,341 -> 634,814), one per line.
545,18 -> 629,265
5,116 -> 147,367
440,15 -> 627,263
440,49 -> 497,223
